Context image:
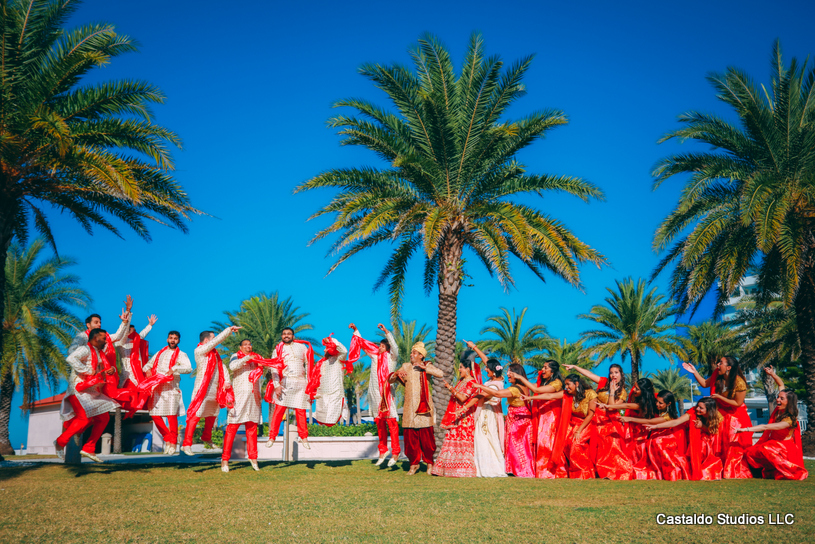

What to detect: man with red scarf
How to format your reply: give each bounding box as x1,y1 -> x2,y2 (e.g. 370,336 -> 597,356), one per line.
116,315 -> 157,387
390,342 -> 444,475
349,323 -> 400,467
312,335 -> 350,427
265,327 -> 315,450
141,330 -> 192,454
68,295 -> 134,355
180,326 -> 240,455
55,329 -> 121,462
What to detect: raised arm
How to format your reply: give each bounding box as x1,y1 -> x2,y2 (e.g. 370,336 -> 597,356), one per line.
109,311 -> 132,343
562,364 -> 602,384
464,340 -> 489,364
379,323 -> 398,363
195,326 -> 240,356
332,338 -> 349,361
681,362 -> 709,388
139,315 -> 158,339
764,366 -> 785,390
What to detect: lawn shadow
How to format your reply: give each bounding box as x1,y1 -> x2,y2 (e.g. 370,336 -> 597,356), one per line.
0,462 -> 52,481
302,460 -> 354,470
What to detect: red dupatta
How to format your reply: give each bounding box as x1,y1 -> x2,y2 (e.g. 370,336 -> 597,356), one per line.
548,393 -> 574,469
686,408 -> 704,480
137,347 -> 181,394
348,334 -> 393,416
127,330 -> 148,384
440,380 -> 477,429
709,369 -> 752,449
244,351 -> 286,384
187,344 -> 234,417
757,408 -> 805,468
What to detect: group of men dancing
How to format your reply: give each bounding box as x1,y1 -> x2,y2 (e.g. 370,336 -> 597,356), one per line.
55,296 -> 443,474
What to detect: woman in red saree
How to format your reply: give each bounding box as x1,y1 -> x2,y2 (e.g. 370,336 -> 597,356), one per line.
528,374 -> 597,479
683,356 -> 752,478
736,367 -> 808,480
602,378 -> 659,479
431,358 -> 480,477
473,363 -> 535,478
622,389 -> 689,481
565,363 -> 632,480
646,397 -> 724,481
509,360 -> 567,479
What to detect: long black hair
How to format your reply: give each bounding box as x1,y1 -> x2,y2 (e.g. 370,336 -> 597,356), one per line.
717,355 -> 746,398
657,389 -> 679,420
485,358 -> 503,378
564,373 -> 587,403
597,363 -> 626,401
541,360 -> 565,390
634,378 -> 658,419
776,388 -> 800,428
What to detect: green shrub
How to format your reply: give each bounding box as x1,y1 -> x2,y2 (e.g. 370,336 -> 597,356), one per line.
306,423 -> 379,437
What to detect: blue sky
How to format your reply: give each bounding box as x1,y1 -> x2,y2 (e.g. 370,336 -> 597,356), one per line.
8,0 -> 815,447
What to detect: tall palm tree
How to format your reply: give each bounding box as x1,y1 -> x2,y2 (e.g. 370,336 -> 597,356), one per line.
0,239 -> 90,456
647,366 -> 693,413
542,338 -> 595,370
0,0 -> 200,376
579,278 -> 687,383
684,321 -> 741,376
213,292 -> 315,423
478,307 -> 551,367
651,41 -> 815,442
295,33 -> 607,445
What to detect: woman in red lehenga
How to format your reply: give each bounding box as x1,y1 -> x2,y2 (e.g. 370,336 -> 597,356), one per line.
474,363 -> 535,478
529,374 -> 597,479
509,360 -> 567,479
736,367 -> 808,481
602,378 -> 659,479
565,363 -> 633,480
646,397 -> 724,481
622,389 -> 689,481
683,356 -> 752,478
431,358 -> 480,477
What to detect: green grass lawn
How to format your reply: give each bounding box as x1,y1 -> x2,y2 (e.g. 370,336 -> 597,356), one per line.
0,459 -> 812,543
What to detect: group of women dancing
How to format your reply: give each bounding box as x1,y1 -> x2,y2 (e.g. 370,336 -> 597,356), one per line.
429,342 -> 808,481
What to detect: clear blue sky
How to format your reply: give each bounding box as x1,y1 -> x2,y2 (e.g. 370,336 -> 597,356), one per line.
8,0 -> 815,447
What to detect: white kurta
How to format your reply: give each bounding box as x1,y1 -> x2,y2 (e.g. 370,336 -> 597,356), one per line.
474,379 -> 507,477
115,323 -> 153,387
68,316 -> 131,355
358,330 -> 399,420
190,328 -> 233,418
60,346 -> 120,421
314,339 -> 348,425
271,342 -> 311,410
227,353 -> 262,425
143,348 -> 192,417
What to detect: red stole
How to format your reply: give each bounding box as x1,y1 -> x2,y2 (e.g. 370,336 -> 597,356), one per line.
75,346 -> 107,392
187,344 -> 234,417
348,334 -> 393,417
137,347 -> 181,394
262,340 -> 315,403
243,351 -> 286,384
686,408 -> 704,480
440,380 -> 475,428
127,330 -> 148,384
548,392 -> 574,469
305,335 -> 345,400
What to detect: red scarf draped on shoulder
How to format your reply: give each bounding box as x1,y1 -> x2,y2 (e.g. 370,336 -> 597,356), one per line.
348,334 -> 394,417
75,346 -> 108,392
137,347 -> 181,394
305,335 -> 346,400
244,351 -> 286,384
548,392 -> 574,470
758,407 -> 805,468
262,340 -> 315,403
127,330 -> 148,384
686,408 -> 704,481
709,369 -> 752,449
187,344 -> 234,417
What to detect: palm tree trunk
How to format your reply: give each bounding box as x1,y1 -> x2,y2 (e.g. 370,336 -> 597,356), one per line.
0,369 -> 15,456
432,233 -> 464,454
113,407 -> 122,454
630,349 -> 640,385
794,262 -> 815,454
355,389 -> 361,424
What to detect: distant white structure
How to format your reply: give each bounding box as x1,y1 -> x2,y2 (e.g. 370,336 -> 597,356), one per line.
721,275 -> 758,321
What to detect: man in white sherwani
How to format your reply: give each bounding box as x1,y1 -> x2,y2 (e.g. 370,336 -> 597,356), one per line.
115,314 -> 157,387
266,327 -> 313,449
313,336 -> 349,427
141,330 -> 192,454
68,294 -> 133,355
349,323 -> 400,466
221,339 -> 264,473
55,328 -> 122,462
181,326 -> 239,455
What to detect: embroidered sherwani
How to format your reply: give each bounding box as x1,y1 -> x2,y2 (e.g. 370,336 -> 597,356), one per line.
359,330 -> 399,419
143,348 -> 192,416
115,324 -> 153,387
227,353 -> 262,425
314,338 -> 349,425
271,343 -> 311,410
399,362 -> 444,428
190,328 -> 233,418
61,346 -> 121,421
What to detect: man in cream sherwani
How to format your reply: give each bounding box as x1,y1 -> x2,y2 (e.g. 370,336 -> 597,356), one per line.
221,339 -> 263,473
142,330 -> 192,454
313,336 -> 349,427
266,327 -> 313,449
115,314 -> 157,387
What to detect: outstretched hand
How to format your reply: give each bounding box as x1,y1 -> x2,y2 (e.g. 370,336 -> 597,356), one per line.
763,366 -> 776,376
148,314 -> 158,326
377,323 -> 386,332
119,309 -> 131,322
563,364 -> 575,371
349,323 -> 357,331
125,295 -> 133,312
465,340 -> 476,349
682,362 -> 696,374
229,326 -> 242,333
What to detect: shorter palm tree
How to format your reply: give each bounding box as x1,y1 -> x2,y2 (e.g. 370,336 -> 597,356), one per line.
0,239 -> 90,456
478,307 -> 551,367
542,338 -> 595,370
579,278 -> 687,383
388,320 -> 435,365
684,321 -> 741,376
648,366 -> 693,413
